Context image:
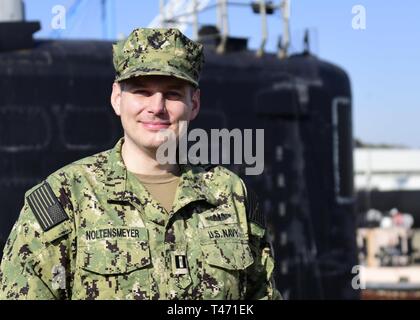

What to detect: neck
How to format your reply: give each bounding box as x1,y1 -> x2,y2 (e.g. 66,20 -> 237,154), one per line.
121,135 -> 179,175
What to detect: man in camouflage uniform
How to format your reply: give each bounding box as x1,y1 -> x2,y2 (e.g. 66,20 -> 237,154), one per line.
0,28 -> 280,300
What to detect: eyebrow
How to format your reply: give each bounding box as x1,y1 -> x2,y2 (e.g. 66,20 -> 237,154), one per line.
165,84 -> 186,90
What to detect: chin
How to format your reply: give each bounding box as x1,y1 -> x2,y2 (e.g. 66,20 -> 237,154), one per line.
127,128 -> 173,150
141,138 -> 167,150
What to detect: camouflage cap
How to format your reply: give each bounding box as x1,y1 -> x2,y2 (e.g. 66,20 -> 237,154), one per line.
112,28 -> 204,87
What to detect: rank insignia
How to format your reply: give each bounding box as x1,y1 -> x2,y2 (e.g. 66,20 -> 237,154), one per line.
172,250 -> 188,275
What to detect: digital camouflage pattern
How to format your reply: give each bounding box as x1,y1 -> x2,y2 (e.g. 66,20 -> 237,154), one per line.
113,28 -> 204,87
0,138 -> 280,300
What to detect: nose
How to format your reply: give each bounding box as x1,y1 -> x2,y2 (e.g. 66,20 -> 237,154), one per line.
147,92 -> 166,115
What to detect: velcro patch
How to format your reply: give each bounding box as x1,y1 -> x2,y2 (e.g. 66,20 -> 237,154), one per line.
245,187 -> 265,228
27,181 -> 69,231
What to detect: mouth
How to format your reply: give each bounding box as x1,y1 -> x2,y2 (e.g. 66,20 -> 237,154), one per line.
140,121 -> 171,131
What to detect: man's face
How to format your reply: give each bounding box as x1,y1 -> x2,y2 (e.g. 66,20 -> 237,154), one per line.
111,75 -> 200,153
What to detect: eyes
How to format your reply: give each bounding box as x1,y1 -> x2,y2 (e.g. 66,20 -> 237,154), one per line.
132,89 -> 184,100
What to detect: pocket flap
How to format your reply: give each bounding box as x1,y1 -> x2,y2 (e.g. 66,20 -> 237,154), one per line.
201,240 -> 254,270
80,239 -> 151,275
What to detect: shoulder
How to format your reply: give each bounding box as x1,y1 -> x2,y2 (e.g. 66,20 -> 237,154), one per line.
19,148 -> 113,238
25,147 -> 113,207
191,164 -> 244,186
3,148 -> 116,263
195,165 -> 266,233
189,164 -> 246,200
48,148 -> 113,183
190,164 -> 264,225
24,148 -> 114,206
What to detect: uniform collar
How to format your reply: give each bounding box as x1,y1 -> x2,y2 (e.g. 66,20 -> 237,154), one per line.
171,164 -> 219,213
105,137 -> 219,211
104,137 -> 128,201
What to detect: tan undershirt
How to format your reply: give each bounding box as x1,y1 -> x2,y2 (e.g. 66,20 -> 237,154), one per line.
131,168 -> 181,213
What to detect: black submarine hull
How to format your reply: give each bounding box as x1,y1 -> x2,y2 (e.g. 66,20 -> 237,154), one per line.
0,36 -> 358,299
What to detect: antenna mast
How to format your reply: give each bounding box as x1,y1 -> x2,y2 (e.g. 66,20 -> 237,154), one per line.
101,0 -> 116,40
278,0 -> 290,59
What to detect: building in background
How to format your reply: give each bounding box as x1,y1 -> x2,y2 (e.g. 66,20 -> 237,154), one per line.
354,147 -> 420,299
355,148 -> 420,191
355,148 -> 420,228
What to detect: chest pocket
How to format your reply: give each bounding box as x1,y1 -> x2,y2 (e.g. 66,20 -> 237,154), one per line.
201,239 -> 254,270
74,228 -> 152,300
80,238 -> 151,275
199,238 -> 254,300
198,210 -> 254,270
196,210 -> 255,299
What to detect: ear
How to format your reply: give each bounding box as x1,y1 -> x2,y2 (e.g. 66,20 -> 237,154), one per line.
189,88 -> 201,121
111,82 -> 122,116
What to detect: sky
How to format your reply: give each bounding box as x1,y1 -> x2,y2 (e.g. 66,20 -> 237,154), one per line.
23,0 -> 420,148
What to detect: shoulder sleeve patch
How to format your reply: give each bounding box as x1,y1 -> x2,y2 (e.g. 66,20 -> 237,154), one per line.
26,181 -> 69,231
245,186 -> 266,228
